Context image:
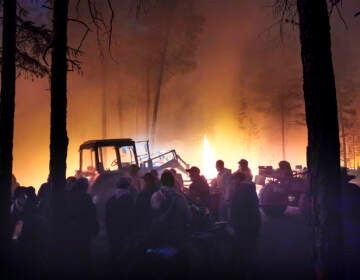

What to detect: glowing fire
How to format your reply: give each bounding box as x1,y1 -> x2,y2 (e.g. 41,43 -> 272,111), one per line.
202,135 -> 218,179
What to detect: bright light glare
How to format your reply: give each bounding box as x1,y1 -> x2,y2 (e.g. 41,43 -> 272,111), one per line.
202,135 -> 218,179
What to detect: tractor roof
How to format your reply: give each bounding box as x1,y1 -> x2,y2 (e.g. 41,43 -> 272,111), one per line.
79,138 -> 135,150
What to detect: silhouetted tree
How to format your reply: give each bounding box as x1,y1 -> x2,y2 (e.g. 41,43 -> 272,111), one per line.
48,0 -> 116,204
0,1 -> 50,270
256,78 -> 304,160
297,0 -> 343,278
273,0 -> 344,278
337,79 -> 358,168
0,0 -> 16,268
49,0 -> 69,232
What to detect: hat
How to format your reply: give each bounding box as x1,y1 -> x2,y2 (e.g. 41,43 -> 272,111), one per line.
238,159 -> 248,165
186,166 -> 200,174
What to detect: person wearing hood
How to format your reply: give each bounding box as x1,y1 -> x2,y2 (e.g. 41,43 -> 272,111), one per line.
150,170 -> 192,247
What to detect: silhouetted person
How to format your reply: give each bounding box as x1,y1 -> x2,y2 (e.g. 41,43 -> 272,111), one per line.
135,172 -> 159,235
129,164 -> 144,193
11,187 -> 43,277
105,177 -> 135,269
275,160 -> 293,186
212,160 -> 233,221
170,168 -> 185,193
61,177 -> 98,277
234,158 -> 253,182
151,169 -> 161,188
37,175 -> 51,216
150,170 -> 192,248
186,166 -> 210,207
230,172 -> 261,278
65,176 -> 77,191
340,167 -> 360,279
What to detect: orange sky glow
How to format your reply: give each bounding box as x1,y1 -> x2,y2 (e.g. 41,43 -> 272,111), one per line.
10,0 -> 359,191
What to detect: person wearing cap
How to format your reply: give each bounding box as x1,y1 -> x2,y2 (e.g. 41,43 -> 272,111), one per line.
212,160 -> 233,221
234,159 -> 253,182
186,166 -> 210,207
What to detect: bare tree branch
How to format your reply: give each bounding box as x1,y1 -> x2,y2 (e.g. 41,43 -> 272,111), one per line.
106,0 -> 117,63
68,18 -> 91,55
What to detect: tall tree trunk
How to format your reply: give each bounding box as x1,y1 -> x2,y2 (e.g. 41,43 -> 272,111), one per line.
49,0 -> 69,268
297,0 -> 343,279
145,66 -> 151,138
0,0 -> 16,267
150,2 -> 178,147
50,0 -> 69,193
280,95 -> 286,160
150,26 -> 170,146
101,65 -> 108,139
338,101 -> 347,167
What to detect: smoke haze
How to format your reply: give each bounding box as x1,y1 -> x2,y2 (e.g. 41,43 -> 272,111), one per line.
11,0 -> 360,189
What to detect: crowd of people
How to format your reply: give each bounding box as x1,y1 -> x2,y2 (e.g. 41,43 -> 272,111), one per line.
8,159 -> 262,279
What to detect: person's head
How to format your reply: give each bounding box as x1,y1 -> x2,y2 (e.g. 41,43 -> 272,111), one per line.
65,176 -> 77,191
216,160 -> 224,172
238,159 -> 248,169
186,166 -> 201,181
116,177 -> 131,189
25,186 -> 36,200
143,172 -> 156,187
38,182 -> 51,201
13,186 -> 28,213
278,160 -> 291,170
151,169 -> 159,179
161,170 -> 175,187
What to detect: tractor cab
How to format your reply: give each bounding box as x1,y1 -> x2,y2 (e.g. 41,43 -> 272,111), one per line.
76,138 -> 140,183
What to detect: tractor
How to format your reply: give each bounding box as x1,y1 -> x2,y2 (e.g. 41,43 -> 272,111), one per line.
74,138 -> 190,260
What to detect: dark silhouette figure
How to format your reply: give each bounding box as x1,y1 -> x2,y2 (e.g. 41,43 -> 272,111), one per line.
340,168 -> 360,280
11,186 -> 44,278
150,170 -> 192,248
234,158 -> 253,182
230,172 -> 261,278
186,166 -> 210,207
135,172 -> 159,235
105,177 -> 135,270
150,169 -> 161,188
212,159 -> 232,222
275,160 -> 293,186
60,177 -> 98,277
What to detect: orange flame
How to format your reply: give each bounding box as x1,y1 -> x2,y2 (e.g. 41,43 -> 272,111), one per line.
202,135 -> 217,179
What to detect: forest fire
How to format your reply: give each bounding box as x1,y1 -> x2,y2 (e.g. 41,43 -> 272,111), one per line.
1,1 -> 359,279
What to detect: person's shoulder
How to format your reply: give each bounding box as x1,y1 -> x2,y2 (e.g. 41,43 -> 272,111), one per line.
237,181 -> 255,189
225,168 -> 232,174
